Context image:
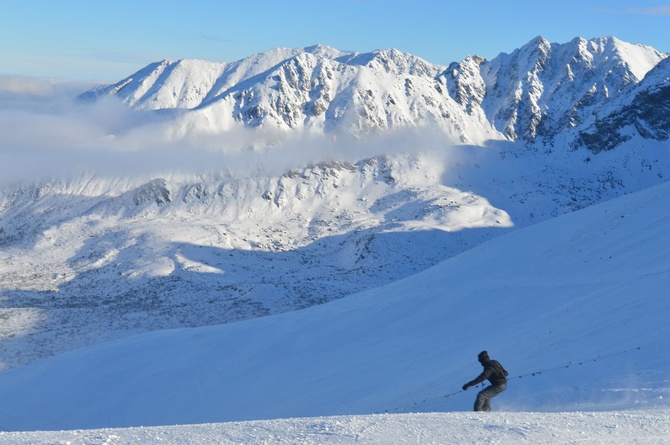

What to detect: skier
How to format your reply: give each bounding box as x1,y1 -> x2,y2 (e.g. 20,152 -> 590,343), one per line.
462,350 -> 508,411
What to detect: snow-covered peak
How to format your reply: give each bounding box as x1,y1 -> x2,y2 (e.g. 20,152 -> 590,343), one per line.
575,54 -> 670,151
520,34 -> 552,60
443,55 -> 487,114
340,48 -> 442,77
80,58 -> 229,110
577,36 -> 666,81
637,50 -> 670,87
479,35 -> 667,140
170,46 -> 499,143
301,44 -> 352,60
80,47 -> 340,111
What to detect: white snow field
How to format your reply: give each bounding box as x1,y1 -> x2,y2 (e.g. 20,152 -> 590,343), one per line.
0,411 -> 669,444
0,176 -> 668,443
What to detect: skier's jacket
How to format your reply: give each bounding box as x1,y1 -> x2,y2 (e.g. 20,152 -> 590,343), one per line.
467,359 -> 508,387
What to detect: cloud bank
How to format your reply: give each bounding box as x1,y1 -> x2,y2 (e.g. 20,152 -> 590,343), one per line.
0,76 -> 455,186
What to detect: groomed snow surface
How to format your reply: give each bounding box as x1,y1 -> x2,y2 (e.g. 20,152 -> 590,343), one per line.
1,411 -> 669,444
1,176 -> 669,443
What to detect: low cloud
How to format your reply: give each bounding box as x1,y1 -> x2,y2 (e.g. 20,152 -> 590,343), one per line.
0,75 -> 96,112
0,75 -> 455,187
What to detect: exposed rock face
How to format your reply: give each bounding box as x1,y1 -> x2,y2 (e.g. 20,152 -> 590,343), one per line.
578,57 -> 670,152
480,36 -> 666,142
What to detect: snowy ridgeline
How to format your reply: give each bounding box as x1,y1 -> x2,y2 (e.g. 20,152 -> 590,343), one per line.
1,410 -> 670,445
81,36 -> 670,150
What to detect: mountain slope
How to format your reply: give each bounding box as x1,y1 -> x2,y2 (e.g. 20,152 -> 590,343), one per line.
478,36 -> 666,141
79,46 -> 349,111
577,56 -> 670,151
0,178 -> 668,430
171,49 -> 499,143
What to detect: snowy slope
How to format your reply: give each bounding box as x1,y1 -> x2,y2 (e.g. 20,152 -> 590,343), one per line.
0,180 -> 668,431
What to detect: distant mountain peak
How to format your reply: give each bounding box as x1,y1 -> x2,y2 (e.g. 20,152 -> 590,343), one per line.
528,35 -> 552,49
295,44 -> 352,62
578,55 -> 670,151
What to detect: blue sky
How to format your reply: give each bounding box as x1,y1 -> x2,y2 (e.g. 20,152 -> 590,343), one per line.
1,0 -> 669,82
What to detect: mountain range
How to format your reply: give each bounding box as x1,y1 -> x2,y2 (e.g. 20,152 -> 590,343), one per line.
81,36 -> 669,149
1,34 -> 670,379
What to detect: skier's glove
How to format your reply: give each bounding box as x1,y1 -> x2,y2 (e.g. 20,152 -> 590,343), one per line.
462,383 -> 470,391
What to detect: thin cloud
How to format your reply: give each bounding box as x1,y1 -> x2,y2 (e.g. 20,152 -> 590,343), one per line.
599,6 -> 670,15
0,81 -> 455,187
627,6 -> 670,15
0,75 -> 95,111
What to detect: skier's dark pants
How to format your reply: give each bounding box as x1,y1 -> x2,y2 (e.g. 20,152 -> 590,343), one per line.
474,383 -> 506,411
